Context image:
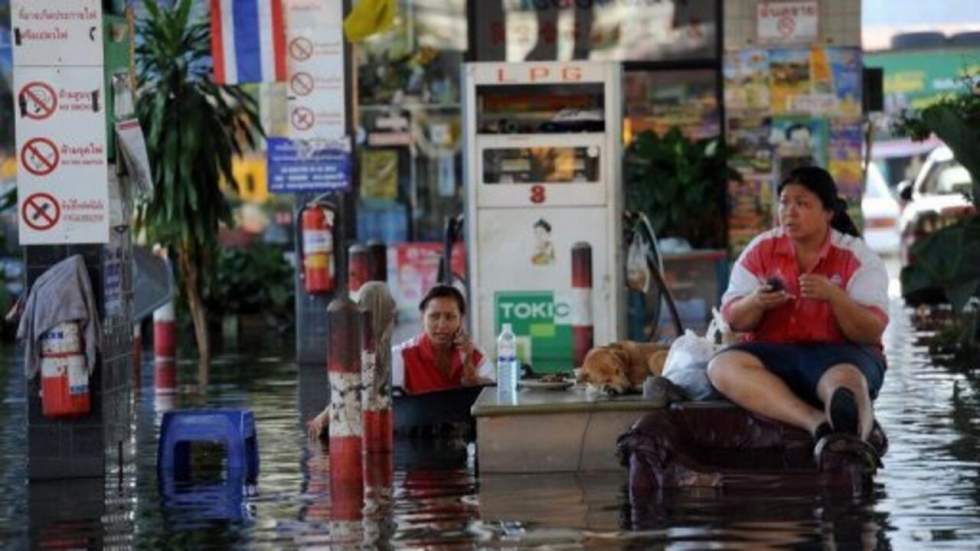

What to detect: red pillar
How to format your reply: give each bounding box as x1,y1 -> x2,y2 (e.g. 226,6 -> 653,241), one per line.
571,242 -> 594,367
366,239 -> 387,282
327,297 -> 363,530
361,309 -> 392,453
153,300 -> 176,361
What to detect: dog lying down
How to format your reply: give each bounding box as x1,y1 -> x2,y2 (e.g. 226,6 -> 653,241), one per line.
579,341 -> 670,394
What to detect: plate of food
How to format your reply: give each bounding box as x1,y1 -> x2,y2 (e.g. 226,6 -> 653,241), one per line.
518,373 -> 574,391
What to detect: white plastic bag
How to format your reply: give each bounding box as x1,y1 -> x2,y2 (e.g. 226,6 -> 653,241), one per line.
626,238 -> 650,293
704,307 -> 737,348
662,329 -> 718,400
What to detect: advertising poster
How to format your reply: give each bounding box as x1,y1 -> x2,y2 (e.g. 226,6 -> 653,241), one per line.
393,242 -> 441,318
828,119 -> 863,203
770,116 -> 828,168
723,49 -> 771,112
727,177 -> 775,257
769,48 -> 811,114
726,114 -> 773,176
390,242 -> 465,320
359,149 -> 399,201
828,47 -> 863,119
495,290 -> 571,374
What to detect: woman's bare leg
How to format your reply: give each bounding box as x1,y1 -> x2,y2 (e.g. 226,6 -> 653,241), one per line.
815,364 -> 873,440
707,350 -> 826,434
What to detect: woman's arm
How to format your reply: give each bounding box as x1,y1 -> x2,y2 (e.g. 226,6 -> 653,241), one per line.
457,334 -> 492,386
725,286 -> 793,332
799,274 -> 886,344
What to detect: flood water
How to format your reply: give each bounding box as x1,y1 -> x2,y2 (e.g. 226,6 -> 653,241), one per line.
1,270 -> 979,548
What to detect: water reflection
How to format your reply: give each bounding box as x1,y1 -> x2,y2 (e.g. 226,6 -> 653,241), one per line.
1,293 -> 980,547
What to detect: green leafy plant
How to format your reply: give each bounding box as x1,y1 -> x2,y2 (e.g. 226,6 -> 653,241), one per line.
135,0 -> 263,382
894,75 -> 980,317
624,128 -> 741,249
205,243 -> 295,323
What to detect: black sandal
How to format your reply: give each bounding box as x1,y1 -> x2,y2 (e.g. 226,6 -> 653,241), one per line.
814,433 -> 882,472
829,388 -> 860,436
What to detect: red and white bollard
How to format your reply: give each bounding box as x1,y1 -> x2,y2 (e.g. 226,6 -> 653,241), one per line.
570,242 -> 594,367
328,297 -> 364,534
362,451 -> 394,545
153,359 -> 177,413
361,309 -> 392,453
365,240 -> 387,282
348,243 -> 369,301
154,358 -> 177,395
132,322 -> 142,381
153,300 -> 176,361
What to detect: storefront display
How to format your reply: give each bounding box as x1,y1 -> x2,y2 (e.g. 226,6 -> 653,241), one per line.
724,45 -> 864,256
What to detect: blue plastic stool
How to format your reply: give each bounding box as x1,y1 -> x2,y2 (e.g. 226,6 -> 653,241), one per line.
158,409 -> 259,482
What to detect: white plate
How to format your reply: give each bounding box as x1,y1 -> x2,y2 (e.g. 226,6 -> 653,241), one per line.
518,379 -> 574,391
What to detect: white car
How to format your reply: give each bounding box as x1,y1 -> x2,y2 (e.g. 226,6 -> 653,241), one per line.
898,146 -> 976,267
861,163 -> 901,255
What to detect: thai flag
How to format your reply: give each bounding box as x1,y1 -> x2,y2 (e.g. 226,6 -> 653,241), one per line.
210,0 -> 287,85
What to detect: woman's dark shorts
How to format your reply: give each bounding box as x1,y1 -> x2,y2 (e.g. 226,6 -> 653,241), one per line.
718,342 -> 886,406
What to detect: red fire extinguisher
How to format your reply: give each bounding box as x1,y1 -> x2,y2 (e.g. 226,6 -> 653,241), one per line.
300,202 -> 336,294
38,322 -> 91,418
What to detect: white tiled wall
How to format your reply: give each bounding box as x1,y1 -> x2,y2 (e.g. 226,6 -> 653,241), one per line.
724,0 -> 862,51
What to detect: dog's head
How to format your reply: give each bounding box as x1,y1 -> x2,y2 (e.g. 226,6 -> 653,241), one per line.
579,346 -> 632,394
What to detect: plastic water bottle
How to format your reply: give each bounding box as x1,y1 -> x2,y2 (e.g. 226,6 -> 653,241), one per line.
496,323 -> 518,402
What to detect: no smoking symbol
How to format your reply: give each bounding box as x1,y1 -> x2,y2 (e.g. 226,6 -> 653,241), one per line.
778,15 -> 796,37
289,37 -> 313,61
22,192 -> 60,231
19,81 -> 58,120
291,107 -> 315,131
290,72 -> 314,96
20,137 -> 60,176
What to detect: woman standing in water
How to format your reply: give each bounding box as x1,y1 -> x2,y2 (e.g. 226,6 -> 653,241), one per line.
391,284 -> 494,394
708,166 -> 889,459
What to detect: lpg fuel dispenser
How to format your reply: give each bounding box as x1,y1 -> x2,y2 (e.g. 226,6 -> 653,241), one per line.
463,61 -> 625,373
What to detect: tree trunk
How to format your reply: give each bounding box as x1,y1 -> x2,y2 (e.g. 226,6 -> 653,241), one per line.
179,248 -> 210,388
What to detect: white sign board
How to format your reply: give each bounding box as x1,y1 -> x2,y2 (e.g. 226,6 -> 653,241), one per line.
757,1 -> 818,45
284,0 -> 346,141
10,0 -> 104,66
12,0 -> 109,245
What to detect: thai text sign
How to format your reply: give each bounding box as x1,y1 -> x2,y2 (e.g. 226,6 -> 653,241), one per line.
11,0 -> 109,245
757,1 -> 818,45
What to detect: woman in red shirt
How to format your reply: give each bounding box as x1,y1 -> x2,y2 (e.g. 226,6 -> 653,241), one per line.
393,285 -> 495,394
708,166 -> 889,461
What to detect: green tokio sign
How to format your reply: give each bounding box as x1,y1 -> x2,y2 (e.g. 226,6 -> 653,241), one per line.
495,291 -> 574,374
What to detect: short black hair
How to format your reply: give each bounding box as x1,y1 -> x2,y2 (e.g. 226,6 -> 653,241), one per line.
533,218 -> 552,232
419,284 -> 466,316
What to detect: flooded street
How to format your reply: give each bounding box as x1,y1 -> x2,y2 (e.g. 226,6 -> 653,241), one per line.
0,260 -> 979,548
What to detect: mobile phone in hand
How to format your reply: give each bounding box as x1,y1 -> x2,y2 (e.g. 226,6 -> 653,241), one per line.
766,276 -> 785,292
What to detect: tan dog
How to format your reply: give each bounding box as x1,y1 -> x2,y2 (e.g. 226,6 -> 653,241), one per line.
579,341 -> 669,394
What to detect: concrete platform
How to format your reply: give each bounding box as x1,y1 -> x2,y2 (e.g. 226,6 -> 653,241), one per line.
472,386 -> 662,473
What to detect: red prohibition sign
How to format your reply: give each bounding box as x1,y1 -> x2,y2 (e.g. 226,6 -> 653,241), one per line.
22,192 -> 61,231
20,137 -> 60,176
19,81 -> 58,120
291,107 -> 315,131
289,37 -> 313,61
778,15 -> 796,37
290,72 -> 314,96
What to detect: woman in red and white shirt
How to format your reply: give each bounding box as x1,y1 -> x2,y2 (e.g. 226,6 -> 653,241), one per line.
393,285 -> 495,394
708,166 -> 889,456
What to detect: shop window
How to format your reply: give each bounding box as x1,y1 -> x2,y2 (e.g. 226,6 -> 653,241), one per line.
471,0 -> 718,63
356,1 -> 468,245
623,69 -> 720,144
